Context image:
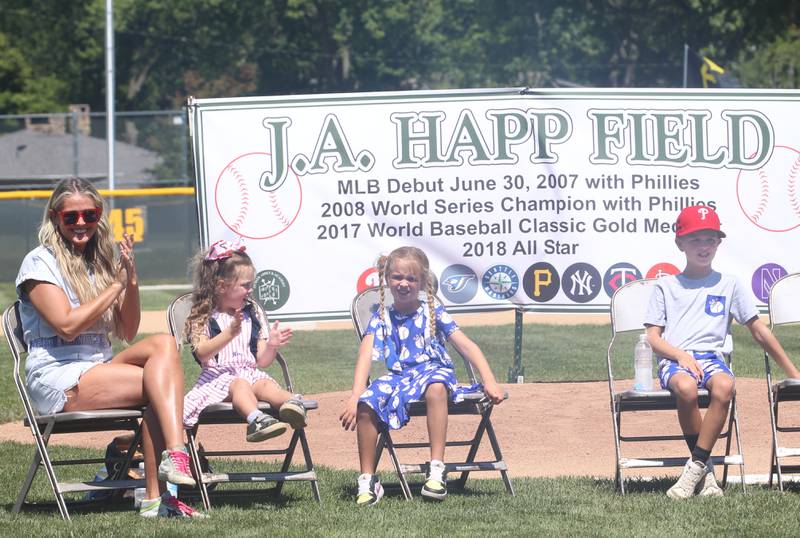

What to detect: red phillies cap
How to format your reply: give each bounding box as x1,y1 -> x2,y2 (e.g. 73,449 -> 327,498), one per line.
675,205 -> 726,238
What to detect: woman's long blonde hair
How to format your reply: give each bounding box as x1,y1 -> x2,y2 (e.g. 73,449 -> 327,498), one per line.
184,249 -> 254,348
39,177 -> 121,335
377,246 -> 437,338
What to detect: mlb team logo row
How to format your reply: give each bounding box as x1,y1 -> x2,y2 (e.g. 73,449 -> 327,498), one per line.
440,262 -> 650,304
252,262 -> 789,313
437,261 -> 790,305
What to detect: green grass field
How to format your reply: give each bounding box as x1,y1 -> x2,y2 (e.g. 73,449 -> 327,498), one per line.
3,291 -> 800,534
3,441 -> 800,537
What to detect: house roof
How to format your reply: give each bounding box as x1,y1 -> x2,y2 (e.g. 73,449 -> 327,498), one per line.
0,129 -> 162,189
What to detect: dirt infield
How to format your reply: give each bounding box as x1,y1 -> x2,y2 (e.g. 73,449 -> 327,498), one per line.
0,377 -> 781,480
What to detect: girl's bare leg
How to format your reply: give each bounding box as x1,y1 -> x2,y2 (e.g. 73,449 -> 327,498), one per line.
252,378 -> 292,407
424,383 -> 448,462
356,403 -> 380,475
228,378 -> 259,418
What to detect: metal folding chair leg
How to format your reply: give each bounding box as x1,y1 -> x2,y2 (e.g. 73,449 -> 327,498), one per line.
484,416 -> 515,495
375,432 -> 413,500
186,428 -> 212,511
297,430 -> 322,501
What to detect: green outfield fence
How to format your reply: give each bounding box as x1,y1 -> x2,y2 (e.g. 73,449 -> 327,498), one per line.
0,189 -> 198,282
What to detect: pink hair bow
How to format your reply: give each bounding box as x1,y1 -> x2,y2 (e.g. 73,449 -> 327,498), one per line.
205,238 -> 246,261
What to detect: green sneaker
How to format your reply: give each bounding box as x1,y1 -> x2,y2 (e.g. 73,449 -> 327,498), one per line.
246,414 -> 288,442
355,474 -> 384,507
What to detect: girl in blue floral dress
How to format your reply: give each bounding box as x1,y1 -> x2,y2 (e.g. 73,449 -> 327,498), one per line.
340,246 -> 504,506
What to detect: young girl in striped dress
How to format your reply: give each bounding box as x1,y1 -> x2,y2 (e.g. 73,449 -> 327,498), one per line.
339,246 -> 504,506
183,240 -> 306,442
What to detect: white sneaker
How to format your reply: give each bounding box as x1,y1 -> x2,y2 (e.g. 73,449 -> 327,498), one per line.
696,461 -> 724,497
667,459 -> 706,499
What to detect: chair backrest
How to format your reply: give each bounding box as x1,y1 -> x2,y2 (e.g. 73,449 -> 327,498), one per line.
768,272 -> 800,328
3,301 -> 41,422
166,293 -> 295,392
166,292 -> 194,345
349,286 -> 477,383
351,274 -> 439,339
606,279 -> 657,388
610,278 -> 657,335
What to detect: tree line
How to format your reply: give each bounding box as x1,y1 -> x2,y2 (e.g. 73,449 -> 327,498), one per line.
1,0 -> 798,114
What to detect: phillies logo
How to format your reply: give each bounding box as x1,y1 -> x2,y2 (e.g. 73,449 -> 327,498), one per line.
697,207 -> 709,220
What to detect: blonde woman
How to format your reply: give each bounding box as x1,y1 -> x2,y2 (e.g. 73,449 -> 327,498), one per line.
15,177 -> 203,518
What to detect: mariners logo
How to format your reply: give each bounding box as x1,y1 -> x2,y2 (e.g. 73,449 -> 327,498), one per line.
253,269 -> 290,311
440,264 -> 479,304
481,265 -> 519,300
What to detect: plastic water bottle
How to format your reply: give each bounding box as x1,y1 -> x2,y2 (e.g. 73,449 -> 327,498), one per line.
634,333 -> 654,391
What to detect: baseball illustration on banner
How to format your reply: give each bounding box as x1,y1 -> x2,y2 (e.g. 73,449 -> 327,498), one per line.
736,145 -> 800,232
215,152 -> 303,239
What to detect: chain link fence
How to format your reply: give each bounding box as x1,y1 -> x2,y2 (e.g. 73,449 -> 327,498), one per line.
0,107 -> 190,189
0,107 -> 197,283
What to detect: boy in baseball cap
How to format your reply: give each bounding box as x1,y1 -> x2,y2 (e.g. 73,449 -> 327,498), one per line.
644,205 -> 799,499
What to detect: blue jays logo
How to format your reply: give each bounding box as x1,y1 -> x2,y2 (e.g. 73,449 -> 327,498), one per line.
443,274 -> 475,293
705,295 -> 726,317
439,264 -> 478,304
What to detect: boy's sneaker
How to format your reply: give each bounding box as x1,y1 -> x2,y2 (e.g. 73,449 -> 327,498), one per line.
667,459 -> 706,499
696,461 -> 724,497
279,399 -> 308,429
421,460 -> 447,501
246,414 -> 288,442
355,474 -> 384,507
158,449 -> 196,487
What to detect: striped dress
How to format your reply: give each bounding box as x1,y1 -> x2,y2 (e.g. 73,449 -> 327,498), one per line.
183,309 -> 275,428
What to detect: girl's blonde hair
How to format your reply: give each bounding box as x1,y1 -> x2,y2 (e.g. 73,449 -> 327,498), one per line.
377,246 -> 437,337
39,177 -> 121,336
184,248 -> 254,347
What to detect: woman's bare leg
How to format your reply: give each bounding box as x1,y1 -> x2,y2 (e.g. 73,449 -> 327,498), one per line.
63,333 -> 186,499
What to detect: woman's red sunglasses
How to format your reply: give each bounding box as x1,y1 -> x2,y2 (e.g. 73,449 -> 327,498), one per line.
54,207 -> 103,226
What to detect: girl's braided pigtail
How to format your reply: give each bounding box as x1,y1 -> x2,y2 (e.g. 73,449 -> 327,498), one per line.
376,254 -> 389,326
426,270 -> 437,340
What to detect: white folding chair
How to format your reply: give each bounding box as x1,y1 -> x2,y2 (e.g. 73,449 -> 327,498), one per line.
350,287 -> 513,500
3,302 -> 144,521
764,272 -> 800,491
167,293 -> 320,509
606,279 -> 746,494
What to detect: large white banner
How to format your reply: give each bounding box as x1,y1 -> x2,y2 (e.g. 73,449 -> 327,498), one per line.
189,88 -> 800,320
